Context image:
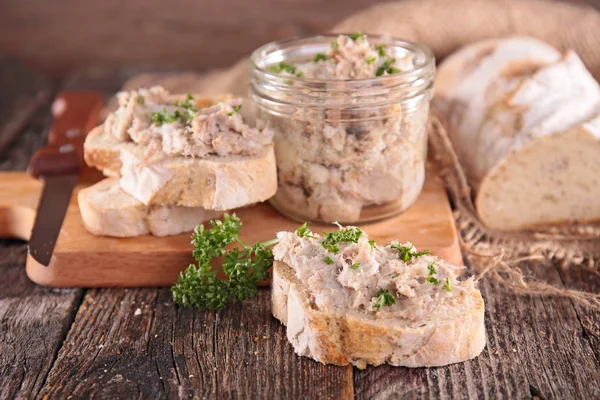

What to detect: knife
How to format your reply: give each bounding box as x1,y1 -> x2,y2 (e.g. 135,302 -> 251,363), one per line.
27,92 -> 104,266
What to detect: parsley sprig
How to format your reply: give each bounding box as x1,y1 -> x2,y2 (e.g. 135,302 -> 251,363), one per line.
373,289 -> 395,310
349,32 -> 365,41
227,105 -> 241,116
443,278 -> 452,292
376,58 -> 402,77
390,243 -> 431,261
269,62 -> 303,77
313,53 -> 328,62
150,94 -> 198,126
426,262 -> 440,285
426,262 -> 452,291
321,227 -> 362,254
296,222 -> 316,239
171,214 -> 278,310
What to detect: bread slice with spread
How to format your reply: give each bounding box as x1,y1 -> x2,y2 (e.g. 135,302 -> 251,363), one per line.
83,87 -> 277,210
80,87 -> 277,236
435,37 -> 600,230
271,225 -> 486,369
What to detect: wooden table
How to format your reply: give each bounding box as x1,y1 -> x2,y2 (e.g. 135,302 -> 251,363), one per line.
1,58 -> 599,400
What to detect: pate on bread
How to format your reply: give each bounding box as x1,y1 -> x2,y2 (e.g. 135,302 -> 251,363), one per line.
271,226 -> 486,369
80,89 -> 278,237
83,88 -> 277,211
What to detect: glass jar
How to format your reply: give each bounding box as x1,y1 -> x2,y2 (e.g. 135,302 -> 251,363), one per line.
249,34 -> 435,224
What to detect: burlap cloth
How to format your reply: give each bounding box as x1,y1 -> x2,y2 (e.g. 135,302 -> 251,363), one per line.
110,0 -> 600,308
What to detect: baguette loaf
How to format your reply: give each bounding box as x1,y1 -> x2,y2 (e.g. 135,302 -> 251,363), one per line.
435,37 -> 600,230
78,178 -> 221,237
272,229 -> 485,369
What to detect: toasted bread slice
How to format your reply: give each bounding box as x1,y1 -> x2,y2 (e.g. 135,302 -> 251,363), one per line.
78,178 -> 221,237
272,231 -> 486,369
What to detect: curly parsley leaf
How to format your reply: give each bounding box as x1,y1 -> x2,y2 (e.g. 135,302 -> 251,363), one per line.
171,214 -> 280,310
390,243 -> 431,262
150,94 -> 198,126
269,62 -> 302,77
365,56 -> 376,65
324,256 -> 334,265
376,58 -> 402,77
313,53 -> 328,62
296,222 -> 316,239
349,32 -> 365,41
321,227 -> 363,254
227,105 -> 242,116
376,45 -> 386,57
443,278 -> 452,292
350,262 -> 361,270
373,289 -> 395,310
426,262 -> 441,286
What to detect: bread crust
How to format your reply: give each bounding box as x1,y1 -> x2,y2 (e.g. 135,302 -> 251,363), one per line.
271,261 -> 486,369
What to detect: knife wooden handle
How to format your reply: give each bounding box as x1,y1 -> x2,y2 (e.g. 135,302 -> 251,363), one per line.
28,145 -> 80,179
28,91 -> 104,179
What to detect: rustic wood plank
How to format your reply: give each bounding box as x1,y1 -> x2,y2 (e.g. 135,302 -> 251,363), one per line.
353,260 -> 600,399
558,265 -> 600,365
0,58 -> 84,399
39,289 -> 353,399
0,241 -> 83,399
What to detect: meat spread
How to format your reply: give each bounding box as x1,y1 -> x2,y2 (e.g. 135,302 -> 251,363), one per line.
262,34 -> 429,222
104,86 -> 273,158
273,227 -> 475,320
275,33 -> 415,80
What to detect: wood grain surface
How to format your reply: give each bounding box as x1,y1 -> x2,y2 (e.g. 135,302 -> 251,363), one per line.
0,60 -> 599,399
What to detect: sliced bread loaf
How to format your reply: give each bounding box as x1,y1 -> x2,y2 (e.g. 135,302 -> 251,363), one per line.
272,228 -> 485,369
435,37 -> 600,230
78,178 -> 222,237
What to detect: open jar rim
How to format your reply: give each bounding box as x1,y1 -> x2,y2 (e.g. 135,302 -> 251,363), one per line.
249,34 -> 435,111
249,34 -> 435,84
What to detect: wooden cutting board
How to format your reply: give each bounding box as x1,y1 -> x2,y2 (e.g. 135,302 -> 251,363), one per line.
0,167 -> 461,287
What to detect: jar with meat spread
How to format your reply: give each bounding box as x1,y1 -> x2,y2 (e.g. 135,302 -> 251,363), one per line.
249,33 -> 435,224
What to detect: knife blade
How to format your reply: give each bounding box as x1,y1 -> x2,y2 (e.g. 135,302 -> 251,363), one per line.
27,92 -> 104,266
